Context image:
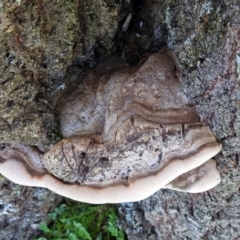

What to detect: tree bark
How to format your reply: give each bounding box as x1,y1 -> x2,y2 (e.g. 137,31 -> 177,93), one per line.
0,0 -> 239,239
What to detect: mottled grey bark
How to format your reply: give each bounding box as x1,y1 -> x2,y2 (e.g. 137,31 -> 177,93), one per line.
118,1 -> 240,240
0,0 -> 120,239
0,0 -> 240,239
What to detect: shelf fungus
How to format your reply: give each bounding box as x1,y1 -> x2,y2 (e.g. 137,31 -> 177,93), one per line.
0,52 -> 221,203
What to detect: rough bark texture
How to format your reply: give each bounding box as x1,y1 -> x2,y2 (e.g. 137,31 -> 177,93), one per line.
0,0 -> 120,238
0,0 -> 240,239
118,1 -> 240,239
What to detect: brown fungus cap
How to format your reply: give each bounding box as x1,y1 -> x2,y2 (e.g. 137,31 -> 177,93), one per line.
0,121 -> 221,203
0,51 -> 222,203
58,51 -> 199,143
0,142 -> 221,204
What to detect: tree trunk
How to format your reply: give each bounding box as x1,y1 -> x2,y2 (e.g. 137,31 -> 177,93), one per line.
0,0 -> 239,239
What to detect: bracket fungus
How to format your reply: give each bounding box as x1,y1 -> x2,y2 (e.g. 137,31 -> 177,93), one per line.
0,52 -> 222,204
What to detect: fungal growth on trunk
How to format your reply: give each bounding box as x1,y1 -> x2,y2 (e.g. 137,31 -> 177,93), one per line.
0,52 -> 221,203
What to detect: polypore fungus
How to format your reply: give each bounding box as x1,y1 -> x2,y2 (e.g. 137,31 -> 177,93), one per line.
0,120 -> 221,203
164,159 -> 220,193
58,51 -> 200,143
0,51 -> 222,203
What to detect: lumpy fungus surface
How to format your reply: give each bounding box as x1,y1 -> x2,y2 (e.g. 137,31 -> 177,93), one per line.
0,52 -> 221,203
